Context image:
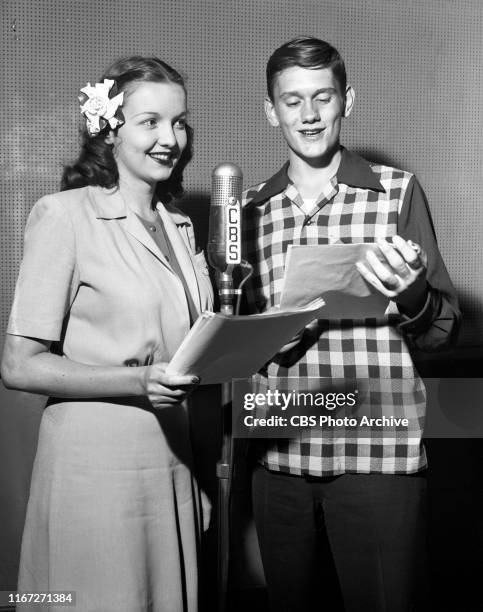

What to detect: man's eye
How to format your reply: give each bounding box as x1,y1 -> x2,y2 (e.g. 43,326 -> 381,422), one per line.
316,97 -> 331,104
286,101 -> 300,107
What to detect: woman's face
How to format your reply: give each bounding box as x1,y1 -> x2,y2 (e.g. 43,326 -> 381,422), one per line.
110,80 -> 188,188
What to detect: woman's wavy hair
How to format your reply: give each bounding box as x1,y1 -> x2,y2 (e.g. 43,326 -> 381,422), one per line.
61,56 -> 193,203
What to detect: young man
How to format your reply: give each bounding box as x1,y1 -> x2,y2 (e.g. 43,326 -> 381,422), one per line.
242,37 -> 460,612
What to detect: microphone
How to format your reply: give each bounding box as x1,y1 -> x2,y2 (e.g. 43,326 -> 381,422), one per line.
208,164 -> 243,609
207,163 -> 244,314
207,163 -> 243,273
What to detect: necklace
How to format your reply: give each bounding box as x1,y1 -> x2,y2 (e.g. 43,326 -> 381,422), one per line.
128,193 -> 159,231
135,212 -> 160,232
135,212 -> 172,262
146,219 -> 160,233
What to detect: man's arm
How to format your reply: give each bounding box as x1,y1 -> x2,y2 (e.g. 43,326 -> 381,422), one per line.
396,176 -> 461,351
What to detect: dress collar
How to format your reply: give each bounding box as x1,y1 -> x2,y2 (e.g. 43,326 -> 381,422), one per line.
88,185 -> 190,226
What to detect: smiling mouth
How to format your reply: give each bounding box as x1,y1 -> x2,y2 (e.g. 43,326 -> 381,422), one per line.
299,128 -> 324,137
148,152 -> 176,165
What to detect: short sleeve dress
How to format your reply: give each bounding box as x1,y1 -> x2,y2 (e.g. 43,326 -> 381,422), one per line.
7,185 -> 214,612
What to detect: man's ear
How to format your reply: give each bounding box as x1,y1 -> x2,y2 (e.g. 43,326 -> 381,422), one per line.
264,97 -> 280,127
104,130 -> 116,145
344,85 -> 355,118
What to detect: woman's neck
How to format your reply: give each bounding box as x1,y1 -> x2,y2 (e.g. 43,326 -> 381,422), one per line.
118,178 -> 157,219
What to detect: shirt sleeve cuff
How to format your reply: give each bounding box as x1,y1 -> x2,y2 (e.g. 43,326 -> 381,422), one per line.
397,287 -> 440,335
6,316 -> 63,341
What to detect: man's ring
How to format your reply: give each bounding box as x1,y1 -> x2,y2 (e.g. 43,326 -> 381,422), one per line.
382,275 -> 401,290
407,241 -> 422,270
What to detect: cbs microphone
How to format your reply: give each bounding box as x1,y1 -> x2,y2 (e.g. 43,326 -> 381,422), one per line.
208,163 -> 243,271
207,163 -> 243,314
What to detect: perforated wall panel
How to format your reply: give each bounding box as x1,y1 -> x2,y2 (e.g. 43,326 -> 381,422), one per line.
1,0 -> 482,344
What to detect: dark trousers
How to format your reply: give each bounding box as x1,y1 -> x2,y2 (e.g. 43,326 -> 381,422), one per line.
252,464 -> 429,612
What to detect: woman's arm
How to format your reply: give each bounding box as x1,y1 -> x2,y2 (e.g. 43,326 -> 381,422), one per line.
1,334 -> 198,409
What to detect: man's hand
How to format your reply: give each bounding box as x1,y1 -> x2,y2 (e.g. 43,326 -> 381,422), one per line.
356,236 -> 428,314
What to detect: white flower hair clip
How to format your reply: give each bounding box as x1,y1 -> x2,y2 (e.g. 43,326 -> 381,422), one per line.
79,79 -> 124,136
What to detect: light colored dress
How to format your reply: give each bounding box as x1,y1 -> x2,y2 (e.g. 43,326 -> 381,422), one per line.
7,185 -> 214,612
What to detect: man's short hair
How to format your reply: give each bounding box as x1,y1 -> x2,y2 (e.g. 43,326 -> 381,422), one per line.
266,37 -> 347,100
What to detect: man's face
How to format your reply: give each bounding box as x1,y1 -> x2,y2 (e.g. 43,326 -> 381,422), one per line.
265,66 -> 353,166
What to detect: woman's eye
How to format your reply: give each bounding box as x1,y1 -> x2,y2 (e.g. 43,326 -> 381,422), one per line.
142,118 -> 157,127
174,119 -> 186,129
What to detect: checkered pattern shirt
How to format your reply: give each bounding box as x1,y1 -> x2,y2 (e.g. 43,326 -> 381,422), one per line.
242,148 -> 460,476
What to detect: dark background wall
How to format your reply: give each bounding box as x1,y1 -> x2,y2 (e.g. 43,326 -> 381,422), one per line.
1,1 -> 482,610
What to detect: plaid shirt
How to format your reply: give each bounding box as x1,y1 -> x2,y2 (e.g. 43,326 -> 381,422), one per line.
242,148 -> 460,476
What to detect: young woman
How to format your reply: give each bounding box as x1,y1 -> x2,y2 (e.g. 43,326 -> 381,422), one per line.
1,56 -> 213,611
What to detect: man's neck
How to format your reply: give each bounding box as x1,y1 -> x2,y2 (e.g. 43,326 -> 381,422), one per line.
287,147 -> 342,200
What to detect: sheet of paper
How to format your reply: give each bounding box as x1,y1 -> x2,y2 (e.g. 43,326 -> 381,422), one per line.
166,299 -> 325,384
279,243 -> 389,319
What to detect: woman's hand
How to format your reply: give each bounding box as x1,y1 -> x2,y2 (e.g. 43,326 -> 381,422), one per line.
141,362 -> 200,409
1,335 -> 200,403
356,236 -> 428,316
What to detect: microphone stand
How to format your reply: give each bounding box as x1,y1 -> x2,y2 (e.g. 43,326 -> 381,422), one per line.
206,162 -> 249,611
216,267 -> 239,612
215,261 -> 252,612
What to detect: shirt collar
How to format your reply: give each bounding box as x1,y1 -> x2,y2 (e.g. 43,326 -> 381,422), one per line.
248,147 -> 385,206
